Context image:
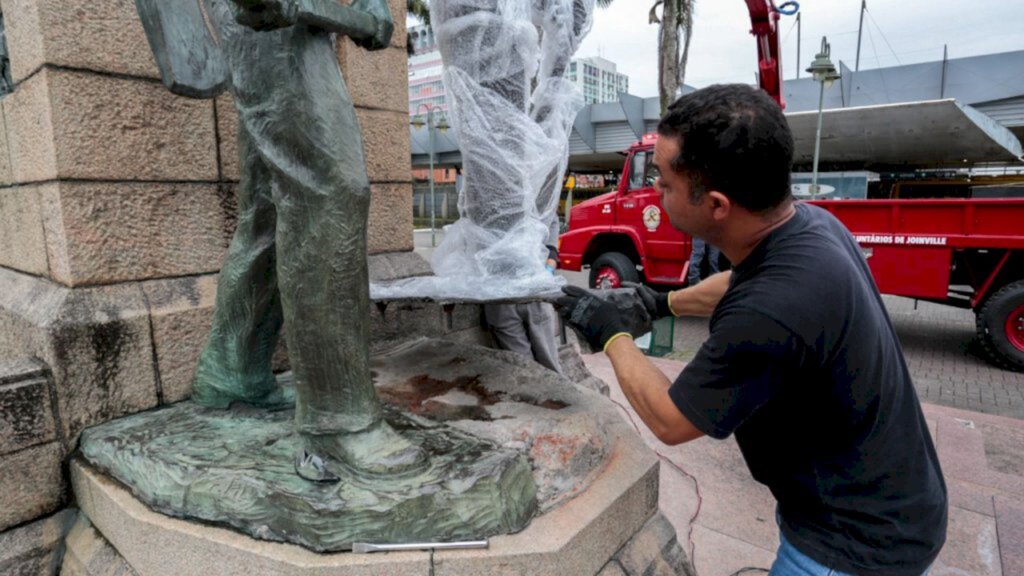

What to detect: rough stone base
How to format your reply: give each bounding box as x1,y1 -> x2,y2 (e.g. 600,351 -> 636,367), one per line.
68,338 -> 694,575
62,503 -> 695,576
0,509 -> 76,576
599,512 -> 696,576
79,405 -> 538,551
61,515 -> 138,576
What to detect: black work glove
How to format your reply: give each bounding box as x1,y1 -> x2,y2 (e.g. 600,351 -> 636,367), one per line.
556,286 -> 652,352
546,245 -> 560,265
623,281 -> 675,320
545,245 -> 560,274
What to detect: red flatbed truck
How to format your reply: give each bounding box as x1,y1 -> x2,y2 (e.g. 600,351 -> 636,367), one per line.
559,0 -> 1024,370
558,134 -> 1024,371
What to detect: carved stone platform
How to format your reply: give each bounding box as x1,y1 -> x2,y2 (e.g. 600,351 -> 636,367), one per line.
79,402 -> 537,551
70,338 -> 694,575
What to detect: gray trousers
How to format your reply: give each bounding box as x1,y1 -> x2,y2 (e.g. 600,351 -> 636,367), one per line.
192,121 -> 382,436
688,237 -> 721,286
484,302 -> 563,374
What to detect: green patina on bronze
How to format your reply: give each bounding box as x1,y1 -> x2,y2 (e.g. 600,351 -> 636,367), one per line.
132,0 -> 425,474
80,400 -> 538,551
92,0 -> 543,545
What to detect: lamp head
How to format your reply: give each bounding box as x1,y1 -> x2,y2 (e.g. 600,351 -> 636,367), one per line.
806,36 -> 838,86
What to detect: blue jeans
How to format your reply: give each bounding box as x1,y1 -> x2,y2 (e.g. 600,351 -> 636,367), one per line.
769,531 -> 853,576
770,531 -> 931,576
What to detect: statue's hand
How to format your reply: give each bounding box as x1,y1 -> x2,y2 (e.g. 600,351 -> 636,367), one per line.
231,0 -> 299,31
350,0 -> 394,51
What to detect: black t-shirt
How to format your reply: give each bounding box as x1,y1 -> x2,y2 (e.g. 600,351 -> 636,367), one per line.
669,203 -> 947,575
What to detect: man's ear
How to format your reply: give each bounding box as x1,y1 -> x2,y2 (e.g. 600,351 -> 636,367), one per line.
707,190 -> 731,222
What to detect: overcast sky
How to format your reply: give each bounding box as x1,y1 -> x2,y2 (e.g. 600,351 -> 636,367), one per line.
574,0 -> 1024,97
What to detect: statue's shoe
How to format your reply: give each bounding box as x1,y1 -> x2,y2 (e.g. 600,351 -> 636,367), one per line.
303,420 -> 427,477
191,380 -> 296,411
294,449 -> 340,483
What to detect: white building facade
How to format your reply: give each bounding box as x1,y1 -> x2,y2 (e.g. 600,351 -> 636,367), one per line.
408,25 -> 446,115
566,56 -> 629,105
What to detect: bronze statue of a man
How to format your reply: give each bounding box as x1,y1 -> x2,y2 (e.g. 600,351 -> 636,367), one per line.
137,0 -> 423,478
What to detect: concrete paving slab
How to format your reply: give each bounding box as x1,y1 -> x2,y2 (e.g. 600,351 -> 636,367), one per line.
931,505 -> 1001,576
689,525 -> 775,576
947,478 -> 997,518
583,352 -> 1024,576
994,497 -> 1024,576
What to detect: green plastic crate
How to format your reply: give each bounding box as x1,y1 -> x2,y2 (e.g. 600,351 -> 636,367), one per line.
636,315 -> 674,357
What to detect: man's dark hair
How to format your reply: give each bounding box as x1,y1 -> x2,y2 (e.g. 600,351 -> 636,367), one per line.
657,84 -> 794,212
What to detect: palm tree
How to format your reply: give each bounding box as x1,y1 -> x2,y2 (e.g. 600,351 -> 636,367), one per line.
407,0 -> 431,54
407,0 -> 430,25
596,0 -> 694,114
648,0 -> 695,113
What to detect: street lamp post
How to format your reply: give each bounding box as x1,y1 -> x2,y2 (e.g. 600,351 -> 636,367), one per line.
806,37 -> 840,197
411,104 -> 449,247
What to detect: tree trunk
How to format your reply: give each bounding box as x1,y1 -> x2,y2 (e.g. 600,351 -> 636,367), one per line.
658,0 -> 679,114
678,1 -> 694,90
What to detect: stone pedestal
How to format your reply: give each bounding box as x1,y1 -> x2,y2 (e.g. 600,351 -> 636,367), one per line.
67,340 -> 694,575
0,2 -> 697,574
0,0 -> 420,569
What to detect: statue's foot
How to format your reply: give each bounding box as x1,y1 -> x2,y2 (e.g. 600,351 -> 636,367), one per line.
303,421 -> 427,476
294,450 -> 340,483
191,381 -> 296,411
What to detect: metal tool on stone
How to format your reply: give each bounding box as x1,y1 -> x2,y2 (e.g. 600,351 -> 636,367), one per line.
352,540 -> 489,553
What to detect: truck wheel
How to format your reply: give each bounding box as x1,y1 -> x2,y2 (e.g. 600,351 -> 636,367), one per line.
976,280 -> 1024,372
589,252 -> 639,290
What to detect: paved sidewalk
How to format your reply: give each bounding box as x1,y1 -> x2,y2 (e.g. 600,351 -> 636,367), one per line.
584,353 -> 1024,576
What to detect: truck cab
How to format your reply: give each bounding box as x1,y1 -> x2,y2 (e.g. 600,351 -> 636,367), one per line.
559,133 -> 695,288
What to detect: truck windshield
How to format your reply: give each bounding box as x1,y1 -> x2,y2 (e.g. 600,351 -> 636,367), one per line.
628,150 -> 660,190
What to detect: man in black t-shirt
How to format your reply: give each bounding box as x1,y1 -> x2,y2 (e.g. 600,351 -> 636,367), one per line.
558,84 -> 947,575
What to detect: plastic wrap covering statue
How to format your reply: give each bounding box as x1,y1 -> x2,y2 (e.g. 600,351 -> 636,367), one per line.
371,0 -> 594,302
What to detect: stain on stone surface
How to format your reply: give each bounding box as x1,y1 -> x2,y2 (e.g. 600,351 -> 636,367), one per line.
215,184 -> 239,242
49,310 -> 138,440
90,319 -> 132,397
376,373 -> 568,423
530,433 -> 585,467
179,276 -> 201,308
0,379 -> 51,447
509,395 -> 568,410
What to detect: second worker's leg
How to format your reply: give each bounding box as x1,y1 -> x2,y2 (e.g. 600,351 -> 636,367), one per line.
688,238 -> 707,286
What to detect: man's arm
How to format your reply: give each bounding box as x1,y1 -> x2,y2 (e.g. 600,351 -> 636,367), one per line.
604,337 -> 704,446
669,271 -> 731,317
230,0 -> 390,49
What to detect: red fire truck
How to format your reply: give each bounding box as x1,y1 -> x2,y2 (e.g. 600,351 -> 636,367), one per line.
558,2 -> 1024,371
558,134 -> 1024,371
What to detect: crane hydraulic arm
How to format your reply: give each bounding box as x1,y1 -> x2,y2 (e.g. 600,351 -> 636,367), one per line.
744,0 -> 796,109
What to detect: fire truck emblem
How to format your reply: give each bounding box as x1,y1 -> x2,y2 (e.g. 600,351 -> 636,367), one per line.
643,205 -> 661,231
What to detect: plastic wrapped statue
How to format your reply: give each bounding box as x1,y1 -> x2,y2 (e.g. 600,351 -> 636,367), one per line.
373,0 -> 594,301
136,0 -> 423,480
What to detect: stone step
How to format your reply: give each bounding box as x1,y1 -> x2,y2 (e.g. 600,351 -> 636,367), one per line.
0,357 -> 66,534
0,357 -> 57,455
